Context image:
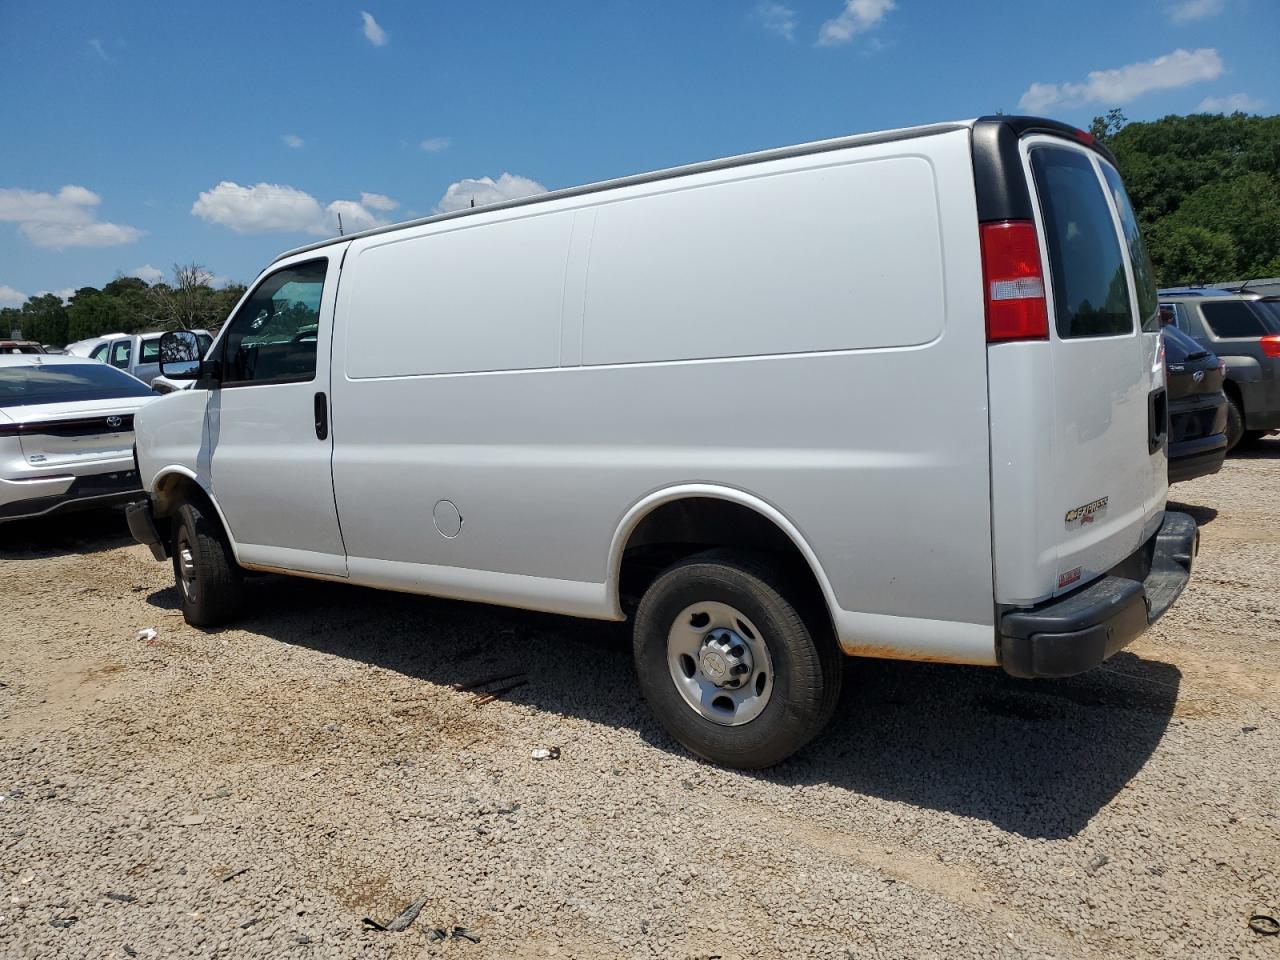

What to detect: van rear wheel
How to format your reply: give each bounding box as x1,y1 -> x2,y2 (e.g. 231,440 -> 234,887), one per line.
172,499 -> 244,628
632,551 -> 841,769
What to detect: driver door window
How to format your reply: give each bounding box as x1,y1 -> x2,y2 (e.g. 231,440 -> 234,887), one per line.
110,340 -> 132,369
220,260 -> 326,386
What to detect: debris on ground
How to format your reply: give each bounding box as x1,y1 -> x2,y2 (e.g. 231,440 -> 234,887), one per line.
218,867 -> 250,883
49,917 -> 77,929
530,746 -> 560,761
453,671 -> 529,706
384,895 -> 429,932
427,927 -> 481,944
104,891 -> 136,903
1249,914 -> 1279,936
134,628 -> 157,643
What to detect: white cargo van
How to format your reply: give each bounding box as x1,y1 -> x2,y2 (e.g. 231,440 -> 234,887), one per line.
128,116 -> 1197,768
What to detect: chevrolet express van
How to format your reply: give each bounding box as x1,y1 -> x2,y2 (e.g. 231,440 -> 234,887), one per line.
128,116 -> 1197,768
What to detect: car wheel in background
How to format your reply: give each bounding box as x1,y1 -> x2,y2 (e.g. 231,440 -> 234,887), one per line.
1224,398 -> 1245,452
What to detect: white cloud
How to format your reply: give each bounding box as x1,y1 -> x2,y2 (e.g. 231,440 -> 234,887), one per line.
435,173 -> 548,214
360,191 -> 398,212
282,133 -> 305,149
192,181 -> 390,236
361,11 -> 387,46
192,181 -> 326,234
1197,91 -> 1264,113
1017,48 -> 1224,112
35,288 -> 75,303
327,199 -> 389,234
0,284 -> 26,308
754,2 -> 798,41
88,38 -> 111,62
420,137 -> 451,153
130,264 -> 164,284
1169,0 -> 1224,22
817,0 -> 894,46
0,185 -> 144,250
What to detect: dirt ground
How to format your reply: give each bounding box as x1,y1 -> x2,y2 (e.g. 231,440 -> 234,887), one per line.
1,441 -> 1278,959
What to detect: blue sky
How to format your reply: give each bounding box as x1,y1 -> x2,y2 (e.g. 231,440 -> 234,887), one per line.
1,0 -> 1276,306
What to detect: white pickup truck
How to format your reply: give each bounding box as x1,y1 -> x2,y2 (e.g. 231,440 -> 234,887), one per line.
127,115 -> 1197,769
67,331 -> 213,387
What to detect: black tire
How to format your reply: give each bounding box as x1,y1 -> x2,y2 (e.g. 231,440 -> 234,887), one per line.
172,499 -> 244,628
1240,429 -> 1268,447
1224,397 -> 1244,453
632,551 -> 841,769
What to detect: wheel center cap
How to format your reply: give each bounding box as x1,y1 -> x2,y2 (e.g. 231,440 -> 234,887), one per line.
700,650 -> 729,681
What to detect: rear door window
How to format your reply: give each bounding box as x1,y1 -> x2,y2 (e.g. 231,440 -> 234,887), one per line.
1201,302 -> 1271,338
1099,164 -> 1159,333
140,337 -> 161,362
1030,147 -> 1134,339
110,340 -> 132,368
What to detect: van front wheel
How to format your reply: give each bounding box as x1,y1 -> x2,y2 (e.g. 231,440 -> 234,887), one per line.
633,552 -> 841,769
172,500 -> 244,628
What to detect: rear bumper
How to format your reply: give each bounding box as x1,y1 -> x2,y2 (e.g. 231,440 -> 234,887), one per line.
126,498 -> 168,561
1168,433 -> 1227,483
0,469 -> 141,522
998,511 -> 1198,679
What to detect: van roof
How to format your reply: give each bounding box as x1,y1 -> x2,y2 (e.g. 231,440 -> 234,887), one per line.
272,115 -> 1106,266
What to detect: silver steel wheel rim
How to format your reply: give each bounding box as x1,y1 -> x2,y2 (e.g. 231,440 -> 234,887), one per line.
177,533 -> 197,602
666,601 -> 774,726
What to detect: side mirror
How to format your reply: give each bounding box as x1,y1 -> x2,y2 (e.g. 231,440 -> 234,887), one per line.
1158,305 -> 1176,327
159,330 -> 203,380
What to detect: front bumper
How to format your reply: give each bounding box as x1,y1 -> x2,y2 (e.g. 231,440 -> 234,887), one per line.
999,511 -> 1198,679
0,469 -> 141,522
126,498 -> 168,561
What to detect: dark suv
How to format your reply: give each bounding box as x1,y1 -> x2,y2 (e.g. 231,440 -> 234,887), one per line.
1158,288 -> 1280,450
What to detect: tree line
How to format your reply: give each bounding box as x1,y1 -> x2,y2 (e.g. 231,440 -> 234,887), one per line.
2,264 -> 247,347
1093,109 -> 1280,286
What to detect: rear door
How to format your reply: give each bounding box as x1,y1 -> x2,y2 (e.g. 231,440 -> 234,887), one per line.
1021,137 -> 1164,595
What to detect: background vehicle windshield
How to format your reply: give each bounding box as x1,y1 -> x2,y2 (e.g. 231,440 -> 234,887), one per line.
0,362 -> 155,407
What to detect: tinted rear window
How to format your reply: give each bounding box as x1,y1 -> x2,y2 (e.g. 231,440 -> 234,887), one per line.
1030,147 -> 1134,339
1100,164 -> 1159,332
1201,301 -> 1280,338
0,363 -> 154,407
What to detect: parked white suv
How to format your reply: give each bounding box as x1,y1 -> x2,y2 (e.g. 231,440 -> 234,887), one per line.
127,116 -> 1197,768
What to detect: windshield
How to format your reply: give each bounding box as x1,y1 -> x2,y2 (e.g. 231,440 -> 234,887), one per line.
0,362 -> 155,407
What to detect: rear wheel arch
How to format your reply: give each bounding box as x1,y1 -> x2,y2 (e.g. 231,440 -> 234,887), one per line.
609,486 -> 839,633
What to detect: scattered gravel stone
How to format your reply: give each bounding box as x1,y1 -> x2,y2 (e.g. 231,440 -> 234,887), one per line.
2,449 -> 1279,958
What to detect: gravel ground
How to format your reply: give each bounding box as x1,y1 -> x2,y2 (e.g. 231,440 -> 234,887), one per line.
2,440 -> 1278,959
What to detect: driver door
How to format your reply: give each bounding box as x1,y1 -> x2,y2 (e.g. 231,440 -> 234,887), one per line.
206,249 -> 347,576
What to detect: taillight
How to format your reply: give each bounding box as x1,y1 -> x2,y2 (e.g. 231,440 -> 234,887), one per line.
1261,334 -> 1280,358
980,220 -> 1049,342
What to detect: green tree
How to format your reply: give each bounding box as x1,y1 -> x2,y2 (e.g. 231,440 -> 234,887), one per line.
1100,110 -> 1280,284
20,294 -> 69,345
67,290 -> 127,342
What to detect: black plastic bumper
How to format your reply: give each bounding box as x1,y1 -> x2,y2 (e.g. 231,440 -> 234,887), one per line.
126,499 -> 168,561
0,470 -> 141,521
999,511 -> 1198,679
1168,435 -> 1227,483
